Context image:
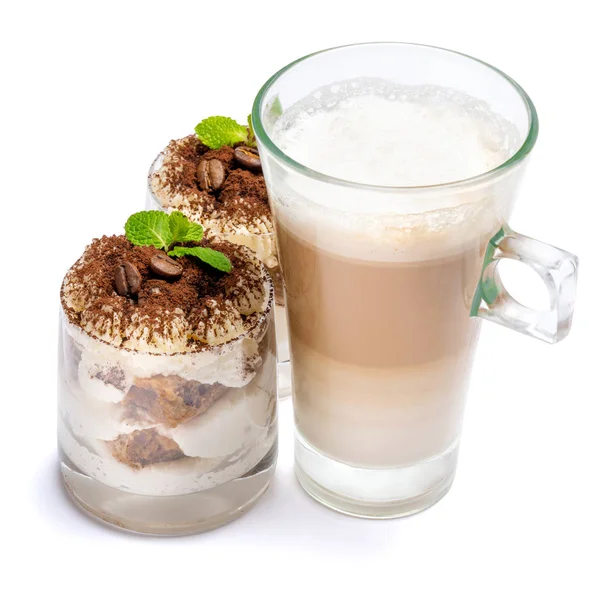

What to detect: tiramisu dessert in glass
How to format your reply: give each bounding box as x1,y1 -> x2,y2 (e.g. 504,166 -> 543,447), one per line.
58,210 -> 277,534
147,117 -> 290,394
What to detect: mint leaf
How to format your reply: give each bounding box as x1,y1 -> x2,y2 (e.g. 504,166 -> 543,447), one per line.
168,211 -> 204,244
247,114 -> 256,147
125,211 -> 172,250
169,246 -> 232,273
195,116 -> 249,149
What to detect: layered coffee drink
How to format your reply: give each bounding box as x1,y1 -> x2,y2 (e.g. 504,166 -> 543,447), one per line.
262,78 -> 522,511
277,222 -> 494,468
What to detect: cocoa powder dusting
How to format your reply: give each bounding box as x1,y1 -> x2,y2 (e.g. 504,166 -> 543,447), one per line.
61,235 -> 268,352
217,169 -> 270,223
152,134 -> 271,230
162,137 -> 203,193
202,146 -> 236,170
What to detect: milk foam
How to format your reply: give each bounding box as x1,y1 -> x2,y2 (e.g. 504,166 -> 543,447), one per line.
267,80 -> 522,261
272,79 -> 519,188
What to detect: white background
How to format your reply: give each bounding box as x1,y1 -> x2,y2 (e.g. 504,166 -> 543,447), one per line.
2,1 -> 599,598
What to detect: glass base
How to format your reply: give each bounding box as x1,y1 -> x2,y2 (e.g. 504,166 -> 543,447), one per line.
60,446 -> 276,536
294,430 -> 458,518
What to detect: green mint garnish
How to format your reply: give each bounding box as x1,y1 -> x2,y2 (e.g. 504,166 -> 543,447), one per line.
169,246 -> 232,273
124,210 -> 231,273
125,210 -> 172,250
195,116 -> 250,149
247,114 -> 256,147
168,210 -> 204,244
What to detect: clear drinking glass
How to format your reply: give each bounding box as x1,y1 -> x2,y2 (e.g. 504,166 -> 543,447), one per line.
147,153 -> 292,397
252,43 -> 578,518
58,275 -> 277,534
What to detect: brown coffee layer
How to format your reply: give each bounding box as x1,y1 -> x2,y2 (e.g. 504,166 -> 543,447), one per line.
278,223 -> 490,368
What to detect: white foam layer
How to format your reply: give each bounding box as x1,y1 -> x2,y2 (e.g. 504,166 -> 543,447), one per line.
267,80 -> 522,262
272,80 -> 519,189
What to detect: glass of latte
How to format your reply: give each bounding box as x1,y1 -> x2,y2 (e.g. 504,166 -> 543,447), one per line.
252,42 -> 578,518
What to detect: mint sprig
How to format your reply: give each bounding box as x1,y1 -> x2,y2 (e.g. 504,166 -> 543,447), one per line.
168,211 -> 204,244
194,115 -> 256,149
124,211 -> 231,273
169,246 -> 232,273
247,114 -> 256,147
124,210 -> 173,250
195,116 -> 250,149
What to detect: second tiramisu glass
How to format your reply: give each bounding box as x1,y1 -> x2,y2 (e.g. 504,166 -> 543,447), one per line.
147,137 -> 291,396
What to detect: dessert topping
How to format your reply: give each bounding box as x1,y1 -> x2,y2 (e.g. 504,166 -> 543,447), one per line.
169,245 -> 234,273
150,114 -> 272,238
61,233 -> 268,352
194,115 -> 256,150
149,252 -> 183,279
125,210 -> 232,273
234,146 -> 261,171
197,158 -> 226,192
114,261 -> 142,297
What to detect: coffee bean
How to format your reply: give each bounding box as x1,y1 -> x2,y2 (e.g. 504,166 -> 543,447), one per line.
150,252 -> 183,279
114,261 -> 142,296
234,146 -> 261,171
197,159 -> 226,192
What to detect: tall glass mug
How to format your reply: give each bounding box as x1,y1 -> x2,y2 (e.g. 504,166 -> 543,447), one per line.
252,43 -> 578,518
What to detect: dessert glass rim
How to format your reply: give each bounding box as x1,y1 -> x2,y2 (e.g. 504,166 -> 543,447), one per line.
251,41 -> 539,197
147,151 -> 275,241
60,258 -> 275,358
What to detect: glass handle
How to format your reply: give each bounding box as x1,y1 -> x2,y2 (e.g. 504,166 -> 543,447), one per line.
471,226 -> 578,343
